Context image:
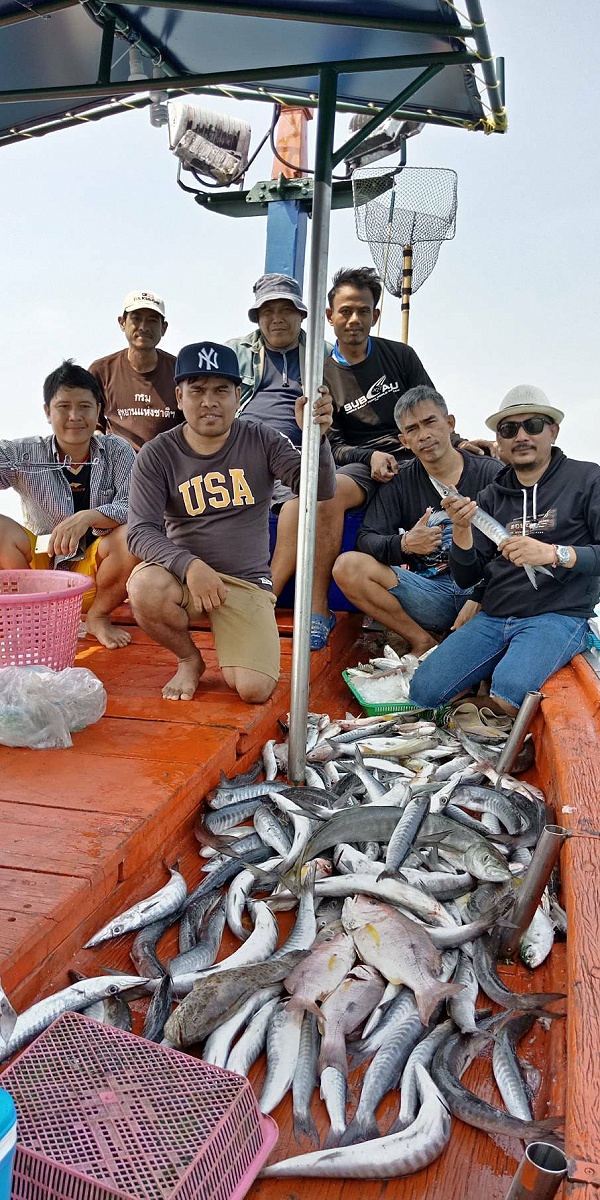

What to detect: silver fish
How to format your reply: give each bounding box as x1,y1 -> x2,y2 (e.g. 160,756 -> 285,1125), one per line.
429,476 -> 554,590
203,985 -> 280,1068
0,978 -> 17,1045
260,1064 -> 451,1179
170,896 -> 227,977
292,1011 -> 320,1146
260,1001 -> 304,1114
194,899 -> 278,977
85,865 -> 187,948
0,975 -> 147,1062
226,995 -> 281,1078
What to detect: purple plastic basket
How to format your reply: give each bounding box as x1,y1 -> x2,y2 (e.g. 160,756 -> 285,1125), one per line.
2,1011 -> 277,1200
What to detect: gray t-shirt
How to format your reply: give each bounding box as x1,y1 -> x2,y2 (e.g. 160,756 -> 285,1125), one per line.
237,346 -> 303,445
127,419 -> 336,586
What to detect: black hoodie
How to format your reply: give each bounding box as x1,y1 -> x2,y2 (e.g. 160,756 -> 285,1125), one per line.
450,448 -> 600,618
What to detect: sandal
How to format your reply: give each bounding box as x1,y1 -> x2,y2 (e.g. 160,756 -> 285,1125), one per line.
310,611 -> 337,651
449,700 -> 512,740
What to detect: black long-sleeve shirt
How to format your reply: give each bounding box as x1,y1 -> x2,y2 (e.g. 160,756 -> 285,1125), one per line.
450,448 -> 600,618
356,450 -> 502,574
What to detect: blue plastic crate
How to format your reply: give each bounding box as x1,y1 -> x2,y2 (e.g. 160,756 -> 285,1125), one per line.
269,508 -> 364,611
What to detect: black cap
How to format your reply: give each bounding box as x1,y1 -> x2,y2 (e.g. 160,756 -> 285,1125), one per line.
174,342 -> 242,384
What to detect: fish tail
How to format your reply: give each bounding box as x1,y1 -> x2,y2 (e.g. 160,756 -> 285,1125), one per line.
323,1126 -> 345,1150
338,1113 -> 378,1147
524,564 -> 539,590
286,995 -> 321,1020
416,979 -> 465,1026
293,1108 -> 320,1148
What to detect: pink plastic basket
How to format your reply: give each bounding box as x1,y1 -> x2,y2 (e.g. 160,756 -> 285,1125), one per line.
2,1011 -> 277,1200
0,570 -> 92,670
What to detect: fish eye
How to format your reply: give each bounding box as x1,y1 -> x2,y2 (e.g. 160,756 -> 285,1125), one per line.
107,984 -> 119,995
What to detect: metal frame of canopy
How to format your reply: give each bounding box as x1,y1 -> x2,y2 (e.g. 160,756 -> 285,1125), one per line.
0,0 -> 504,780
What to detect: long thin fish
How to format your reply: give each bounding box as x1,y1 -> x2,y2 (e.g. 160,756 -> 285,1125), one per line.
429,477 -> 554,590
85,865 -> 187,948
260,1064 -> 451,1179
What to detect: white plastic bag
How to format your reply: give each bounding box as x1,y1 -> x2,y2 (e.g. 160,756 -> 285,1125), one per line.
0,666 -> 107,749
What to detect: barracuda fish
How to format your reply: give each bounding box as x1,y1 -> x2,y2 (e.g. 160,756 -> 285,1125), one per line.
226,994 -> 281,1078
143,971 -> 173,1043
472,934 -> 565,1010
341,1008 -> 426,1146
292,1011 -> 321,1146
260,1064 -> 451,1179
429,476 -> 555,589
85,864 -> 188,948
260,1001 -> 305,1114
0,978 -> 17,1046
131,906 -> 186,978
0,975 -> 148,1062
431,1023 -> 563,1141
203,985 -> 280,1069
492,1011 -> 538,1121
169,895 -> 227,976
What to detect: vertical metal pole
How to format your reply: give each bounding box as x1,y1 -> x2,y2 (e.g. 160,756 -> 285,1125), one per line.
288,66 -> 337,784
498,825 -> 567,959
400,244 -> 412,342
496,691 -> 543,775
504,1142 -> 568,1200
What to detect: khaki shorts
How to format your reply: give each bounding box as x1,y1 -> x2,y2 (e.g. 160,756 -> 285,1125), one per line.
25,527 -> 100,615
128,562 -> 280,681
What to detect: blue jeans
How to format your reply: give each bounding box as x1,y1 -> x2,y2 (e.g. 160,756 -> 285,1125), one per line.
409,611 -> 590,710
389,568 -> 475,633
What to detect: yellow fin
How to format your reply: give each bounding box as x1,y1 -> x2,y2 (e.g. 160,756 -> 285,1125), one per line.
365,923 -> 381,946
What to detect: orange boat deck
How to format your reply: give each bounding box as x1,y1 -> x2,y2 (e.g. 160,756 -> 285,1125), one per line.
2,614 -> 600,1199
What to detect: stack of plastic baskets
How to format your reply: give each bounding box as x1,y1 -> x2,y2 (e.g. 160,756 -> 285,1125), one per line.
0,570 -> 92,670
2,1011 -> 277,1200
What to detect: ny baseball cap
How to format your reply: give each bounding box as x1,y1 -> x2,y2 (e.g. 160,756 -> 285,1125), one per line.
174,342 -> 242,384
122,289 -> 166,317
486,384 -> 564,432
248,273 -> 308,323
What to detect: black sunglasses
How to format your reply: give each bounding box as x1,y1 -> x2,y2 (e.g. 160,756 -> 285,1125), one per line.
496,415 -> 552,439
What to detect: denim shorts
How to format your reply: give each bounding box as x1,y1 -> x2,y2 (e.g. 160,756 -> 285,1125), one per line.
388,567 -> 476,633
409,611 -> 591,711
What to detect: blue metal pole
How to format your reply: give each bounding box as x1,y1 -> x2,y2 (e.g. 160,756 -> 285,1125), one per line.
265,198 -> 307,283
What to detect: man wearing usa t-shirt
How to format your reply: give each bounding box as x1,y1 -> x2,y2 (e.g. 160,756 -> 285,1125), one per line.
89,289 -> 182,451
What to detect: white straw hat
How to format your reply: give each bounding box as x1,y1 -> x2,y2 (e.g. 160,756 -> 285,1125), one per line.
485,385 -> 564,432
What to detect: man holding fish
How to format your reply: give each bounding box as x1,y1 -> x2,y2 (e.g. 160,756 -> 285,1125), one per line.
332,385 -> 502,655
409,385 -> 600,714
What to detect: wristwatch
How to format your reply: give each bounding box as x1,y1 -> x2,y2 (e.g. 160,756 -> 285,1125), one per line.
552,544 -> 571,568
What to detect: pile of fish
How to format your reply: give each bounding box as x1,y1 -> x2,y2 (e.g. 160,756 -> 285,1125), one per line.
0,688 -> 568,1181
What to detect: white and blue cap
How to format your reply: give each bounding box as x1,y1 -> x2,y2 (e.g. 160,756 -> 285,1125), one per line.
174,342 -> 242,384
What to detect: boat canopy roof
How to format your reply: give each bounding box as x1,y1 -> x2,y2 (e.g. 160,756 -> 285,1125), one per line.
0,0 -> 504,148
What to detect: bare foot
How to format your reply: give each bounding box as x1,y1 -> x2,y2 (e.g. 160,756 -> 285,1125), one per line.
162,651 -> 205,700
86,613 -> 131,649
410,633 -> 439,657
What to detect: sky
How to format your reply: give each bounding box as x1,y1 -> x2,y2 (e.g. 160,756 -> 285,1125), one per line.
1,0 -> 599,522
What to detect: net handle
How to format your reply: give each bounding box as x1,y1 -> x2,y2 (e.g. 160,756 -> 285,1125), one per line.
400,244 -> 412,343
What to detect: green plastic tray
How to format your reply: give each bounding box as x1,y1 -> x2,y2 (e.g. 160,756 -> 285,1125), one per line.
342,668 -> 438,719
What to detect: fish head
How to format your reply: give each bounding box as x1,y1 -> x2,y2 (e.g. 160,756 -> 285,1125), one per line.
468,846 -> 512,883
341,894 -> 389,934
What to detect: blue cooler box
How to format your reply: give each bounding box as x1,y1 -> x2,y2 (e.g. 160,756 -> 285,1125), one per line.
0,1090 -> 16,1200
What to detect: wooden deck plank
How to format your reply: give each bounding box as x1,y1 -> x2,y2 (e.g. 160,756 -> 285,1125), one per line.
534,658 -> 600,1197
2,620 -> 589,1200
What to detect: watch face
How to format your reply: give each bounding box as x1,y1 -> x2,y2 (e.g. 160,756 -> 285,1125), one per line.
556,545 -> 570,566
